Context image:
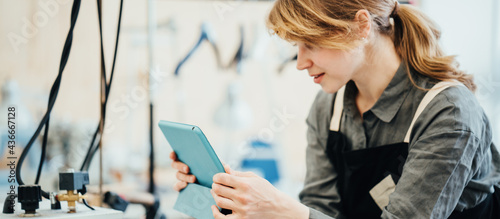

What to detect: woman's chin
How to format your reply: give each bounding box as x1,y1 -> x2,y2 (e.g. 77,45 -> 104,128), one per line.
320,84 -> 343,94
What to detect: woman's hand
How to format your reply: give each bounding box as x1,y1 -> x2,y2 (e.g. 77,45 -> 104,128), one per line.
169,151 -> 196,191
210,167 -> 309,219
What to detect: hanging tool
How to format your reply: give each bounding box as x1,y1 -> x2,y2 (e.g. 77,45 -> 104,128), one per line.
227,25 -> 245,74
174,22 -> 223,76
277,54 -> 297,74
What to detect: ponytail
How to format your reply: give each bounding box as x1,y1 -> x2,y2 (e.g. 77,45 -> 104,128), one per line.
393,4 -> 476,91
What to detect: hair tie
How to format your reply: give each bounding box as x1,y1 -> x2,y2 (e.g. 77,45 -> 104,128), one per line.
390,1 -> 400,18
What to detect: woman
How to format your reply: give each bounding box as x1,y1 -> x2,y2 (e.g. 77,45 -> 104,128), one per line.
170,0 -> 500,218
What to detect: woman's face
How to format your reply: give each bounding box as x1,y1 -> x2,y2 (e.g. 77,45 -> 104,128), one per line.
296,42 -> 364,93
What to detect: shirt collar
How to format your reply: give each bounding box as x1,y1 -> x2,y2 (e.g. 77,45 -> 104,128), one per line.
344,62 -> 411,123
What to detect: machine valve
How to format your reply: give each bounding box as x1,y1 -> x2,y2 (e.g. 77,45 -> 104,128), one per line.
57,170 -> 90,213
17,185 -> 42,216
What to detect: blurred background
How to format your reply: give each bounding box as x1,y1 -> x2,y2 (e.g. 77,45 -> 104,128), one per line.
0,0 -> 499,218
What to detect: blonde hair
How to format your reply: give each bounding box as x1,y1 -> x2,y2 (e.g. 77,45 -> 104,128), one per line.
266,0 -> 476,91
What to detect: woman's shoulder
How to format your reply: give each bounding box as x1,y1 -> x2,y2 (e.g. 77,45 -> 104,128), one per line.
421,82 -> 491,138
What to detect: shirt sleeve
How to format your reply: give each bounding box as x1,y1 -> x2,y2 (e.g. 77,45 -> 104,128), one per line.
382,86 -> 494,218
299,91 -> 343,219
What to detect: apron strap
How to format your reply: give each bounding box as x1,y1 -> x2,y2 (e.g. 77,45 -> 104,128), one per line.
330,86 -> 346,132
403,80 -> 463,143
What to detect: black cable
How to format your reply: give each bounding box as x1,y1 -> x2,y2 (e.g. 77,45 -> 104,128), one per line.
80,0 -> 123,171
34,72 -> 65,184
34,121 -> 48,184
106,1 -> 122,95
82,199 -> 95,211
84,0 -> 124,170
79,0 -> 105,171
90,0 -> 108,173
34,85 -> 57,184
79,0 -> 108,174
34,49 -> 68,184
35,71 -> 60,185
16,0 -> 82,200
75,185 -> 94,210
35,0 -> 84,184
80,128 -> 100,171
97,0 -> 108,94
148,103 -> 155,194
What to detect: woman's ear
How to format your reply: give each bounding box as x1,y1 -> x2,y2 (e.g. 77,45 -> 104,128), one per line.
354,9 -> 372,39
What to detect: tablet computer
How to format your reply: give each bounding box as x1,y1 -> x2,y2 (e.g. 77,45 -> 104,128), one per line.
158,120 -> 225,188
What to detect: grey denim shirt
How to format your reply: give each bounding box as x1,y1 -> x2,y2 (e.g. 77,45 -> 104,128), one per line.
299,64 -> 500,219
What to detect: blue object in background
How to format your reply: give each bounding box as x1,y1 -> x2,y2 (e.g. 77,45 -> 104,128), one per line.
0,80 -> 41,190
241,140 -> 280,184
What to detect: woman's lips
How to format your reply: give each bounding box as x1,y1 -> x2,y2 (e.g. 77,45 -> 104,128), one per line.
313,73 -> 325,84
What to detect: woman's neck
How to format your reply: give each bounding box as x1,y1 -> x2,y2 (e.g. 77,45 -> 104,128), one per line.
352,34 -> 401,114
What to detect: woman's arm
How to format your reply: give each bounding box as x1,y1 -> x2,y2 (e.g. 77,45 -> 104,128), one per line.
383,86 -> 497,218
209,91 -> 340,219
299,91 -> 343,219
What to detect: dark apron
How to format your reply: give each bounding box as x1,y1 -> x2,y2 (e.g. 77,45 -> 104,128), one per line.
325,83 -> 500,218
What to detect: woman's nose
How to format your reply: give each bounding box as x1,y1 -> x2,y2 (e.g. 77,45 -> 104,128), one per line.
296,49 -> 312,70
